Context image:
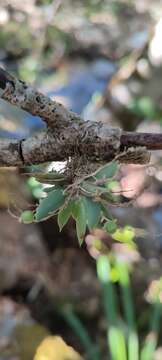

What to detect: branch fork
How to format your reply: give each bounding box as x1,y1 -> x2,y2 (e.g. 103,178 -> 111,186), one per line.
0,67 -> 160,167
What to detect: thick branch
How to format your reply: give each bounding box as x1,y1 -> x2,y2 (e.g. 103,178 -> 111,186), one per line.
0,124 -> 121,166
0,67 -> 162,167
0,67 -> 80,129
1,129 -> 162,167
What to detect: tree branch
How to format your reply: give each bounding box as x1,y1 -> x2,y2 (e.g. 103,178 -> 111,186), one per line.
0,67 -> 161,167
0,67 -> 80,129
121,132 -> 162,150
0,124 -> 121,166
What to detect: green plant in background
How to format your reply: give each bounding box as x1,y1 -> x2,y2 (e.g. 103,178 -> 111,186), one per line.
62,306 -> 100,360
59,255 -> 162,360
98,256 -> 162,360
140,278 -> 162,360
18,57 -> 40,83
128,96 -> 162,121
97,255 -> 128,360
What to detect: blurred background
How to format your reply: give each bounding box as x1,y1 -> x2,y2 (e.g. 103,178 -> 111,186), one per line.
1,0 -> 162,359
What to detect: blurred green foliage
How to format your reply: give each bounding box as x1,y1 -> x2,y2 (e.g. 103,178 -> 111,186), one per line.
128,96 -> 161,120
60,255 -> 162,360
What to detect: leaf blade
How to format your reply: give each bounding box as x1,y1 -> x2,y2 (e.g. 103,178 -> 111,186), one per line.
58,200 -> 75,231
83,197 -> 101,230
72,198 -> 87,246
95,161 -> 118,180
35,187 -> 65,221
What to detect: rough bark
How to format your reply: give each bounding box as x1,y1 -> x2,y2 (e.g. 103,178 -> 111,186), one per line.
0,124 -> 121,166
0,67 -> 81,129
0,67 -> 161,167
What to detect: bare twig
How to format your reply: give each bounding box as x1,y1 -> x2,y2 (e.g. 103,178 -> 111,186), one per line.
121,132 -> 162,150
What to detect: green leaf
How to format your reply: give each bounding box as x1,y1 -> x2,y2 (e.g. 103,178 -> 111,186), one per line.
72,198 -> 87,246
97,256 -> 127,360
35,187 -> 65,221
116,259 -> 139,360
101,204 -> 113,220
83,197 -> 101,230
58,200 -> 75,231
71,197 -> 80,220
94,161 -> 118,179
25,171 -> 66,185
97,255 -> 111,284
62,307 -> 101,360
81,181 -> 108,196
34,171 -> 66,185
108,326 -> 127,360
44,186 -> 55,193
